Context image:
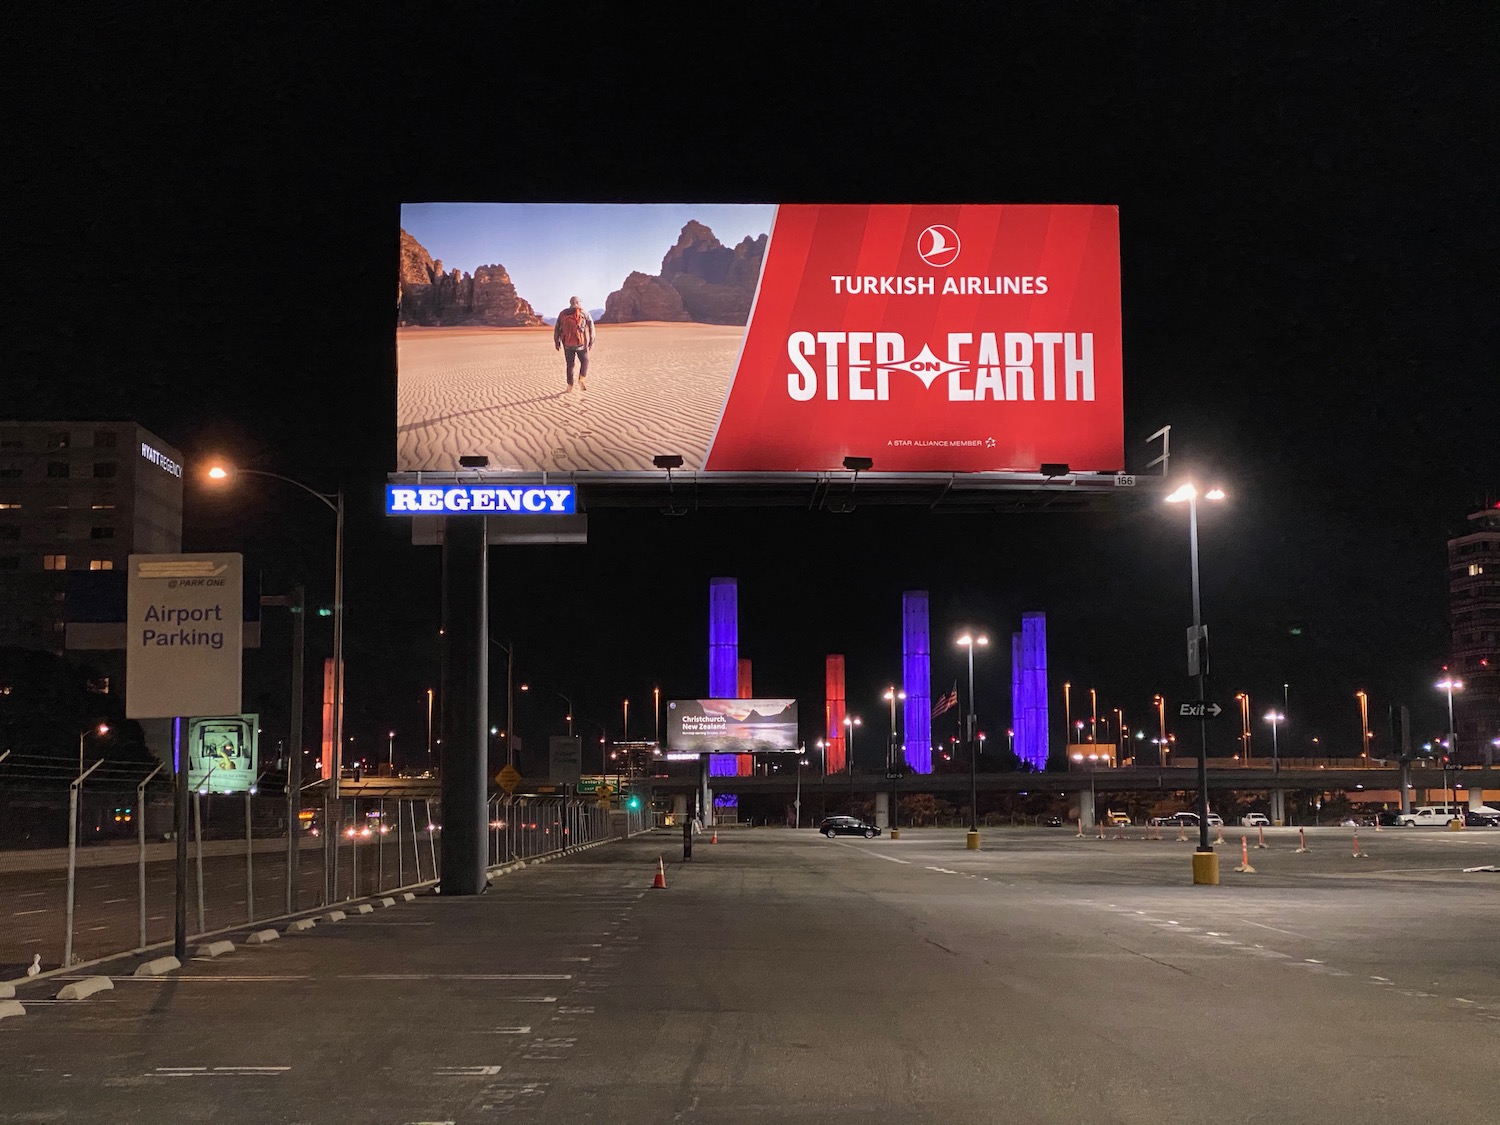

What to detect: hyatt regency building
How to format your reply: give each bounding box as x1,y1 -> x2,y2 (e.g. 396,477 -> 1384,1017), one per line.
0,421 -> 183,657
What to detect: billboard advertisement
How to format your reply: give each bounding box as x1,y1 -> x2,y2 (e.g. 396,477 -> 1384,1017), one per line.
187,714 -> 258,794
666,699 -> 798,754
397,203 -> 1122,475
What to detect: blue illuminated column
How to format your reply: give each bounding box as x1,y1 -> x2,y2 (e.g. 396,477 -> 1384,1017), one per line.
1011,632 -> 1025,761
708,579 -> 738,777
1019,612 -> 1049,769
902,591 -> 932,774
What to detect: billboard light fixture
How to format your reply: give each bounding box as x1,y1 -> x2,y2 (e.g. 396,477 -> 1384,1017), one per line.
458,455 -> 490,468
842,456 -> 874,473
1040,463 -> 1071,477
652,454 -> 684,470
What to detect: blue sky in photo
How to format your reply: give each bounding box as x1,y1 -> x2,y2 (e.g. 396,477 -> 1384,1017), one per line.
400,203 -> 777,316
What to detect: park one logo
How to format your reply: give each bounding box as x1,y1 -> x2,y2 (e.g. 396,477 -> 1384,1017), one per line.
917,225 -> 960,268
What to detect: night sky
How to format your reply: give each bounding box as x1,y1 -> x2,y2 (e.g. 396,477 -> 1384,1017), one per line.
11,5 -> 1496,770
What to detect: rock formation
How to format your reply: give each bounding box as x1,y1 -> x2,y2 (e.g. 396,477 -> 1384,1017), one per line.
398,229 -> 544,327
599,221 -> 767,325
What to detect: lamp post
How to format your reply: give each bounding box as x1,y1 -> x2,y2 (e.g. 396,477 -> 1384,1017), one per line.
1089,687 -> 1098,743
1355,690 -> 1371,766
1235,693 -> 1251,764
1264,710 -> 1284,776
956,631 -> 989,845
1072,751 -> 1100,819
1435,678 -> 1463,765
208,464 -> 345,798
387,730 -> 395,772
794,745 -> 808,828
426,688 -> 434,766
1165,481 -> 1226,868
1113,708 -> 1124,765
1063,681 -> 1072,753
654,686 -> 661,748
79,722 -> 109,775
1154,694 -> 1167,765
489,639 -> 517,767
883,687 -> 905,835
843,715 -> 862,776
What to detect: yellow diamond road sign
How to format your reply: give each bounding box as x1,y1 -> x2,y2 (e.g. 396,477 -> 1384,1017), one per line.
496,765 -> 521,793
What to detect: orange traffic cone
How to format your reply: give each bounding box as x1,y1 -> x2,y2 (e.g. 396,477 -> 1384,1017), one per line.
710,830 -> 718,844
1177,822 -> 1187,843
1234,835 -> 1256,874
1295,827 -> 1308,854
651,856 -> 667,889
1213,825 -> 1226,846
1254,826 -> 1268,849
1351,832 -> 1366,859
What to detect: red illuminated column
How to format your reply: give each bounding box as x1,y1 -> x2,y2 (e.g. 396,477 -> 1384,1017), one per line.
320,657 -> 342,780
825,655 -> 847,774
737,659 -> 754,775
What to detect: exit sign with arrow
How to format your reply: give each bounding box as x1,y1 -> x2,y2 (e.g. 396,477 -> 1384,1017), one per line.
1178,701 -> 1223,719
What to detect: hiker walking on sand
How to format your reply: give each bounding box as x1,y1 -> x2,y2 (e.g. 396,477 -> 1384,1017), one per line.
553,296 -> 595,391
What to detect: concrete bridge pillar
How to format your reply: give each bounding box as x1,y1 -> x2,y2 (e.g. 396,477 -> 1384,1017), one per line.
874,792 -> 889,829
1077,788 -> 1095,829
1269,788 -> 1287,826
672,794 -> 688,821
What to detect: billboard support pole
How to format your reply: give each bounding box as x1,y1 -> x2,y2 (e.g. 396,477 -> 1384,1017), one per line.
440,516 -> 489,895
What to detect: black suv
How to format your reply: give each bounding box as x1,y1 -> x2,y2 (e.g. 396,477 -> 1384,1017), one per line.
819,815 -> 881,839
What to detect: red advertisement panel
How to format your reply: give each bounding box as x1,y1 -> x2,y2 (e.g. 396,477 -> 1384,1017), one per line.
396,203 -> 1121,474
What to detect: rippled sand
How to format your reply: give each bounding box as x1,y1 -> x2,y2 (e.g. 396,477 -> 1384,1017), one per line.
396,323 -> 744,472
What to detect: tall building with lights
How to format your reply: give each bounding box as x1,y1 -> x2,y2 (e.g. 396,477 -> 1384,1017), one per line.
1448,504 -> 1500,765
0,421 -> 183,656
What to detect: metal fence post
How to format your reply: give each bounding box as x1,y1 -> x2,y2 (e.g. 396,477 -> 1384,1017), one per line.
193,789 -> 206,937
396,797 -> 404,887
322,792 -> 331,906
351,798 -> 360,900
137,764 -> 163,950
425,798 -> 438,878
378,799 -> 386,892
64,760 -> 104,968
244,787 -> 254,924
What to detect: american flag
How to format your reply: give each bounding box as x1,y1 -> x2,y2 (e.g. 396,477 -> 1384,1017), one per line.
931,682 -> 959,719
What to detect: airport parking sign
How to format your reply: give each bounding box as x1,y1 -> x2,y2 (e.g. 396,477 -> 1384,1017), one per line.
126,554 -> 243,719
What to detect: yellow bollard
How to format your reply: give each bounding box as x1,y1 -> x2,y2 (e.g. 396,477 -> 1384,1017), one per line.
890,828 -> 901,840
966,830 -> 981,850
1192,850 -> 1220,885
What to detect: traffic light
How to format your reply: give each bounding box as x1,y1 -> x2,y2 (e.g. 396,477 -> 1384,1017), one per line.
626,795 -> 642,811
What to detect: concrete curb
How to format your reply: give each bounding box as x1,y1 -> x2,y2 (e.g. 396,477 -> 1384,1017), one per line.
378,897 -> 396,907
56,976 -> 114,1001
0,983 -> 14,999
400,892 -> 415,901
285,918 -> 316,933
133,956 -> 181,978
244,929 -> 280,945
195,940 -> 235,959
354,904 -> 374,914
322,911 -> 347,923
0,999 -> 24,1020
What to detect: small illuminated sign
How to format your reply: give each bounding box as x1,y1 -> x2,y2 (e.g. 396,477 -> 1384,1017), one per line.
140,442 -> 183,478
385,484 -> 576,515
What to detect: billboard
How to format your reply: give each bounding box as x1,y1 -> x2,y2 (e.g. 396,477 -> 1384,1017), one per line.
397,203 -> 1123,475
126,554 -> 243,719
666,699 -> 798,754
187,714 -> 258,794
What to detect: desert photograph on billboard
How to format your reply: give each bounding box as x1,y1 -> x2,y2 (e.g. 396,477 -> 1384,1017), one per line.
398,203 -> 774,474
397,203 -> 1124,475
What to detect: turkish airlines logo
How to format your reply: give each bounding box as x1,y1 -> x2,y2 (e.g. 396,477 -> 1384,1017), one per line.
917,225 -> 960,268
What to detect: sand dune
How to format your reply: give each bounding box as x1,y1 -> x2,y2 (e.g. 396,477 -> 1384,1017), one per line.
396,323 -> 745,472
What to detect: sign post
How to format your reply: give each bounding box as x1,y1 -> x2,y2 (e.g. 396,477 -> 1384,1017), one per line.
126,553 -> 243,961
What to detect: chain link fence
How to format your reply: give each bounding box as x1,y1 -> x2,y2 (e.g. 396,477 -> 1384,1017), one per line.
1,753 -> 636,976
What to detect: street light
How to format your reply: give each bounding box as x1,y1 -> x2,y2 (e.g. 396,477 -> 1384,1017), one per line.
79,722 -> 109,774
1435,678 -> 1463,764
520,682 -> 573,737
1263,711 -> 1284,776
843,715 -> 862,775
1165,480 -> 1226,865
387,730 -> 395,771
1154,694 -> 1167,765
1355,690 -> 1371,766
956,631 -> 989,843
1089,687 -> 1097,743
1235,693 -> 1251,764
208,462 -> 345,798
489,639 -> 517,767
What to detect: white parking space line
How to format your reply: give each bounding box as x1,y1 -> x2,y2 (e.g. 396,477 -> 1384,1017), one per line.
103,898 -> 128,904
12,909 -> 48,916
1245,920 -> 1311,938
831,842 -> 912,864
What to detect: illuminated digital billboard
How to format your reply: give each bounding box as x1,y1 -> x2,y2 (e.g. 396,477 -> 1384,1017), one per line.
666,698 -> 798,755
397,203 -> 1123,475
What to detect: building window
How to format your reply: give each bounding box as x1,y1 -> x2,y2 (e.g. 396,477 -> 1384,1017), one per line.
0,556 -> 18,570
0,502 -> 22,510
93,430 -> 117,448
90,502 -> 116,511
89,559 -> 114,570
47,461 -> 70,479
92,462 -> 117,479
46,431 -> 70,450
90,526 -> 115,540
42,553 -> 66,570
1471,564 -> 1486,576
